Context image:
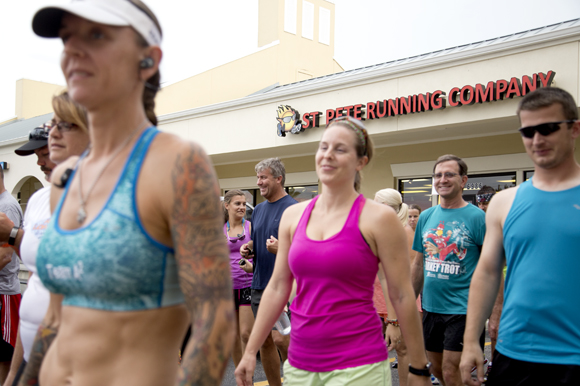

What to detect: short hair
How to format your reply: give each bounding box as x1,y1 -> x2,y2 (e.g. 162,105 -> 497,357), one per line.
0,167 -> 3,180
374,188 -> 408,226
223,189 -> 245,223
409,204 -> 422,213
517,87 -> 578,121
255,158 -> 286,187
52,91 -> 88,133
477,185 -> 495,195
433,154 -> 468,176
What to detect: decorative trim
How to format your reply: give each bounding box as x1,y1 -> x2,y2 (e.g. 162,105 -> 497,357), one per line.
219,171 -> 318,191
159,26 -> 580,125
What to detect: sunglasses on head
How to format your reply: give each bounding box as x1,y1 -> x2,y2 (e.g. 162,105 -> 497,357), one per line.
29,124 -> 50,141
518,120 -> 576,139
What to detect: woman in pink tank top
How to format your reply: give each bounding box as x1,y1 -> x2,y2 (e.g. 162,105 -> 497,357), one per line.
235,117 -> 431,386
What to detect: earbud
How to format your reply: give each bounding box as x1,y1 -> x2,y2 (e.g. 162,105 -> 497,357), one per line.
139,57 -> 154,69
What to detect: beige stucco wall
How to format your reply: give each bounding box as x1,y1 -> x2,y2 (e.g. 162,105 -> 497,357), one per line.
155,0 -> 339,116
0,141 -> 50,198
15,79 -> 65,120
157,31 -> 580,199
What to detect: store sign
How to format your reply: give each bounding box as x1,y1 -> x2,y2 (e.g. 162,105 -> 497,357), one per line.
286,70 -> 555,132
276,105 -> 303,137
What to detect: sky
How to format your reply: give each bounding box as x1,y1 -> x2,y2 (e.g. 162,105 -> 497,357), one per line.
1,0 -> 579,122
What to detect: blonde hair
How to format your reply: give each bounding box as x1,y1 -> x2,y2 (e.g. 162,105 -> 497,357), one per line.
374,188 -> 408,226
52,91 -> 88,133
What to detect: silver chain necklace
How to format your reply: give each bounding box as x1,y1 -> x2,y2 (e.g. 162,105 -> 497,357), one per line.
76,119 -> 149,223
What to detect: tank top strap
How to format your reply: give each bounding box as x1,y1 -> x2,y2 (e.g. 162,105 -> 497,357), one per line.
294,195 -> 320,239
343,194 -> 366,230
244,218 -> 251,234
106,127 -> 159,218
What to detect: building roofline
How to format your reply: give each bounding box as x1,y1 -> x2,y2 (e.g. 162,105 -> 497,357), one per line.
159,18 -> 580,124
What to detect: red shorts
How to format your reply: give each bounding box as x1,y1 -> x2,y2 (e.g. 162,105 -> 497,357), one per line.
1,294 -> 22,347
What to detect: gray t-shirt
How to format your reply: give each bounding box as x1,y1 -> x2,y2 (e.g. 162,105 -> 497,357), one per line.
0,190 -> 23,294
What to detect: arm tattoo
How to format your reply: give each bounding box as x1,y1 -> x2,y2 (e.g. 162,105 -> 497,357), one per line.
18,324 -> 57,386
171,143 -> 234,386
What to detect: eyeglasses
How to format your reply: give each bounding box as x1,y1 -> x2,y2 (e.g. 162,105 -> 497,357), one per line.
29,125 -> 50,141
518,120 -> 575,139
49,121 -> 79,133
432,172 -> 460,179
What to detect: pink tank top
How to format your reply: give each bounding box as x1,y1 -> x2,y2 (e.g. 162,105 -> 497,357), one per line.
288,194 -> 388,372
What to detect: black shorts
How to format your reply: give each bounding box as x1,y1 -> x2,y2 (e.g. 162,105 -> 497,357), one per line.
487,350 -> 580,386
0,338 -> 14,362
251,289 -> 291,331
422,310 -> 484,352
233,287 -> 252,311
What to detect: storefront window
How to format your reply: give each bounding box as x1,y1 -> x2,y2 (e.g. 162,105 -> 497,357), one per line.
524,170 -> 534,181
462,172 -> 517,205
286,185 -> 319,202
399,172 -> 517,209
398,178 -> 432,211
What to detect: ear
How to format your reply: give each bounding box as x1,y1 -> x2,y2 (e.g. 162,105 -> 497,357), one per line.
357,155 -> 369,171
571,120 -> 580,140
139,46 -> 163,80
460,174 -> 468,188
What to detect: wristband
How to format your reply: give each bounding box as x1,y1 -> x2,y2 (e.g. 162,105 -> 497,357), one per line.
386,318 -> 399,327
8,227 -> 19,246
409,362 -> 431,377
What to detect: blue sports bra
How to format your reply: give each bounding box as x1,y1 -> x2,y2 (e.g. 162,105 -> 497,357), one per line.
36,128 -> 185,311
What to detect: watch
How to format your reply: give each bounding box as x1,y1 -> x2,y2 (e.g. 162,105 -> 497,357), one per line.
8,227 -> 19,246
409,362 -> 431,377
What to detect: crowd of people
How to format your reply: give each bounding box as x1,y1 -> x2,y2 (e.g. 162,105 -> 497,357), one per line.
0,1 -> 577,386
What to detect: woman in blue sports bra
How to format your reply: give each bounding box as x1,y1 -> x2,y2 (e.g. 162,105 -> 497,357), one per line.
23,1 -> 235,386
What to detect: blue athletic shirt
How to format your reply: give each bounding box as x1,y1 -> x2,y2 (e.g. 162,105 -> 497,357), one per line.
36,128 -> 185,311
413,204 -> 485,314
250,194 -> 297,290
498,179 -> 580,365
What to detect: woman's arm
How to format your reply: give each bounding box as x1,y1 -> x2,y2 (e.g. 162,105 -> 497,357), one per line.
169,142 -> 235,386
378,265 -> 401,351
234,207 -> 297,386
367,204 -> 429,386
18,293 -> 63,386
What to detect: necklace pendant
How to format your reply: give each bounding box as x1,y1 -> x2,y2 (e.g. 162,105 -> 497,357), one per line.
77,207 -> 87,224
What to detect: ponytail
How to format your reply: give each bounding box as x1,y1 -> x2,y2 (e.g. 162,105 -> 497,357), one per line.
143,70 -> 160,126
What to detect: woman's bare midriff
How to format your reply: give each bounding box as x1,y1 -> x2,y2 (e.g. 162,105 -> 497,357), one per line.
40,304 -> 189,386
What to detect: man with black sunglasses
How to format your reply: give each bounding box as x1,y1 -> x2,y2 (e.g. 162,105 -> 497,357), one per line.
461,87 -> 580,386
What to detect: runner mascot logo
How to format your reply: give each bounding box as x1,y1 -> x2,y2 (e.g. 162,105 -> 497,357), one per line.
276,105 -> 303,137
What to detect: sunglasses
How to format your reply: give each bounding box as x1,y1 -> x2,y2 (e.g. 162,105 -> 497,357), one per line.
518,120 -> 575,139
226,220 -> 246,243
476,193 -> 494,203
29,124 -> 50,141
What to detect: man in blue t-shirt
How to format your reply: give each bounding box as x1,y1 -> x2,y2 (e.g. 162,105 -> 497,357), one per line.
240,158 -> 296,386
411,154 -> 486,386
461,88 -> 580,386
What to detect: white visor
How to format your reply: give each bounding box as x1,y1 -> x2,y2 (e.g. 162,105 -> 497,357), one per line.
32,0 -> 162,46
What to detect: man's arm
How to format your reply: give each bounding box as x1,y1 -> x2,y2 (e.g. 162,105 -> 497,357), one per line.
460,195 -> 509,386
171,142 -> 235,386
0,214 -> 23,256
18,293 -> 63,386
4,324 -> 24,386
488,274 -> 504,343
0,246 -> 13,271
410,251 -> 424,298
